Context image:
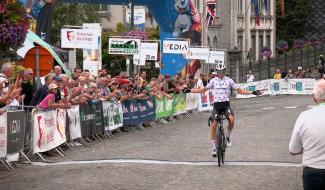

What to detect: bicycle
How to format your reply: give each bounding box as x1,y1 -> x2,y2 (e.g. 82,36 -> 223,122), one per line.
216,113 -> 227,167
208,113 -> 227,167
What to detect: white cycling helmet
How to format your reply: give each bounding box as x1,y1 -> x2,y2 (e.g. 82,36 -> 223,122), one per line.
215,60 -> 226,71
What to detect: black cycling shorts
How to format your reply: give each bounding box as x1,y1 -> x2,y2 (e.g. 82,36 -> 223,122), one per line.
211,101 -> 234,121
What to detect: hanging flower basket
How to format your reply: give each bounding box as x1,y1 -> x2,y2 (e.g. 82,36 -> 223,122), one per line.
260,47 -> 272,58
123,29 -> 148,40
293,39 -> 305,50
276,40 -> 288,52
308,35 -> 320,47
0,0 -> 28,56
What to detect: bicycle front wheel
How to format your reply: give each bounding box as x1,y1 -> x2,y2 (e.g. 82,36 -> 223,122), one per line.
217,126 -> 223,167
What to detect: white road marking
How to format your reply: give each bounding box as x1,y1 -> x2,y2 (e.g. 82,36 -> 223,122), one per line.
284,106 -> 297,109
307,105 -> 315,108
31,159 -> 301,168
262,107 -> 275,110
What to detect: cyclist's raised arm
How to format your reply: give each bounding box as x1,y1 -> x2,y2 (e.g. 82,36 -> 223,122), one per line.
235,88 -> 253,95
191,87 -> 208,93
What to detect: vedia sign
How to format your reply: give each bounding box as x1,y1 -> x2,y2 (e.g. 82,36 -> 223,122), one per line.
163,40 -> 189,54
109,38 -> 141,55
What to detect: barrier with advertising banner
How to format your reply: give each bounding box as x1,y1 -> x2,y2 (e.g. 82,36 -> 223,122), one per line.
0,113 -> 7,158
67,105 -> 82,140
79,101 -> 105,137
122,97 -> 155,125
186,93 -> 199,111
102,101 -> 123,131
198,91 -> 213,111
155,96 -> 173,119
236,79 -> 316,98
172,93 -> 187,115
6,111 -> 26,154
32,109 -> 66,153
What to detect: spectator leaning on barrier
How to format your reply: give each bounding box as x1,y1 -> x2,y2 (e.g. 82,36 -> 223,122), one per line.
30,74 -> 54,106
21,68 -> 35,106
285,70 -> 294,79
294,66 -> 306,78
37,83 -> 64,111
273,69 -> 282,80
289,80 -> 325,189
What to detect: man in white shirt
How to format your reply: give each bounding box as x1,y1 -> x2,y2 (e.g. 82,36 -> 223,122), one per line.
246,70 -> 254,82
289,80 -> 325,190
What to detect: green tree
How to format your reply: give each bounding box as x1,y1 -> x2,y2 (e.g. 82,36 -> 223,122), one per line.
51,3 -> 100,45
276,0 -> 312,45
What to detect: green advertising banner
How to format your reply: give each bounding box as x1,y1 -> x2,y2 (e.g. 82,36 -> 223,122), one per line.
155,96 -> 173,119
172,93 -> 187,115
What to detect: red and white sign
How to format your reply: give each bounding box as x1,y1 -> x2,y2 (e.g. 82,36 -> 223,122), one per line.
0,113 -> 7,158
61,28 -> 100,49
32,109 -> 67,153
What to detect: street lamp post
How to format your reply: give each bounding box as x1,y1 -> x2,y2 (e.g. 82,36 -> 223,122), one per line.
129,0 -> 135,78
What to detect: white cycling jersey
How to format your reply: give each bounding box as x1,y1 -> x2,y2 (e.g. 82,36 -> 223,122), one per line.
206,76 -> 238,102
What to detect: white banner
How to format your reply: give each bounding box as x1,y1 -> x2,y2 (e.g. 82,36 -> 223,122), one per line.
208,50 -> 225,64
61,28 -> 100,49
186,47 -> 209,62
134,42 -> 159,66
126,8 -> 146,25
0,113 -> 7,158
83,24 -> 102,77
102,101 -> 123,131
236,79 -> 316,98
163,40 -> 189,54
67,105 -> 82,140
186,93 -> 199,111
109,38 -> 141,55
236,79 -> 270,98
33,109 -> 67,153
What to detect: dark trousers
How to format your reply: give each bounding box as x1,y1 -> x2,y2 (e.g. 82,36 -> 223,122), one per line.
303,167 -> 325,190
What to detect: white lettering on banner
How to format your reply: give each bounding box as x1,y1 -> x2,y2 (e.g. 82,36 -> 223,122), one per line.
186,48 -> 210,62
67,106 -> 82,140
102,101 -> 123,131
33,109 -> 67,153
236,79 -> 316,98
163,40 -> 189,54
0,113 -> 7,158
109,38 -> 141,55
208,51 -> 225,64
61,28 -> 100,49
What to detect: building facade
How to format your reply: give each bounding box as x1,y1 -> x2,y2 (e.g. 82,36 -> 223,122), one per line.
206,0 -> 276,65
98,4 -> 156,31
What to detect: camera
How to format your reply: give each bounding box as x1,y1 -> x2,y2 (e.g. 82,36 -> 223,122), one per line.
2,80 -> 9,88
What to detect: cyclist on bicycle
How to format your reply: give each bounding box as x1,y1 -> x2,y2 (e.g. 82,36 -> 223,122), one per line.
191,62 -> 262,157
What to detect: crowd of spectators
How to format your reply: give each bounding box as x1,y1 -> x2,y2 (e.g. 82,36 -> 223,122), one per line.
0,62 -> 212,113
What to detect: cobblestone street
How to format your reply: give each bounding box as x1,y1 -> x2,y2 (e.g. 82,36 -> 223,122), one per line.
1,95 -> 312,190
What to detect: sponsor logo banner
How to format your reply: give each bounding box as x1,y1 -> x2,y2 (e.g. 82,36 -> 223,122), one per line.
102,101 -> 123,131
109,38 -> 141,55
163,40 -> 189,54
186,47 -> 209,62
7,111 -> 26,154
208,50 -> 225,64
155,96 -> 173,119
33,109 -> 67,153
0,113 -> 7,158
61,28 -> 100,49
122,98 -> 155,125
67,105 -> 82,140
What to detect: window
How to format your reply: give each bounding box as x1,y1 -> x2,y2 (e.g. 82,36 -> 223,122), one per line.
265,0 -> 271,15
213,36 -> 218,49
266,35 -> 271,48
259,35 -> 264,52
215,0 -> 220,17
238,0 -> 243,14
251,35 -> 256,59
238,35 -> 243,50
